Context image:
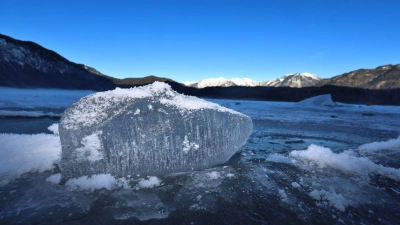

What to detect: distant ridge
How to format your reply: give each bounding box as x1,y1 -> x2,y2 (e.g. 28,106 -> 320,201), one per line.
0,34 -> 176,90
317,64 -> 400,89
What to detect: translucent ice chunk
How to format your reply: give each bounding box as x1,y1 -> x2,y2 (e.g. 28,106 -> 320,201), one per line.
59,82 -> 252,180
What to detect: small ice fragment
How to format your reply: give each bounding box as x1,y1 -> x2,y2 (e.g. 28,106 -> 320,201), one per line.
279,189 -> 288,202
309,189 -> 321,200
46,173 -> 62,184
291,182 -> 301,188
207,171 -> 221,180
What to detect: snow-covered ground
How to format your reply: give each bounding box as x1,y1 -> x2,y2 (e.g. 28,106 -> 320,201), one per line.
1,88 -> 400,224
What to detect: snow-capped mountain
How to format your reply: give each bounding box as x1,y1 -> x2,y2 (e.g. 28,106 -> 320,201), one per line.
184,77 -> 260,88
260,72 -> 321,88
183,73 -> 321,88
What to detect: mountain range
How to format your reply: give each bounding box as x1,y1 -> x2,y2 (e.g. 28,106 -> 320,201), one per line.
1,33 -> 400,91
184,73 -> 322,88
0,33 -> 399,105
184,67 -> 400,89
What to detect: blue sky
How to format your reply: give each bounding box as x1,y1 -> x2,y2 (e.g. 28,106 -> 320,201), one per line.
1,0 -> 399,82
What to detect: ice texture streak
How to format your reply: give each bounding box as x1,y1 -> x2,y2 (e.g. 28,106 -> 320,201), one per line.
59,82 -> 253,180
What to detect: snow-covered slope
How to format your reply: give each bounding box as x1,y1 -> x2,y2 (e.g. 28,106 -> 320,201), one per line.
184,77 -> 260,88
261,73 -> 321,88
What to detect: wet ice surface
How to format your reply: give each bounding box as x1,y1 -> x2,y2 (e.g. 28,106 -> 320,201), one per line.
1,94 -> 400,224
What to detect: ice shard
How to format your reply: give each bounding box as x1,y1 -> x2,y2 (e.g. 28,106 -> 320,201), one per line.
59,82 -> 252,180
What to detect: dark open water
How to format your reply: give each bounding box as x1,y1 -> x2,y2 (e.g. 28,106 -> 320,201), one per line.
0,117 -> 59,134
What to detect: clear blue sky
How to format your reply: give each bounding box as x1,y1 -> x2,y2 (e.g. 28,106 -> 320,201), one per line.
1,0 -> 399,82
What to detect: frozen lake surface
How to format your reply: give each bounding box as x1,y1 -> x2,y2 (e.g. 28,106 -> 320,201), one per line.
1,88 -> 400,224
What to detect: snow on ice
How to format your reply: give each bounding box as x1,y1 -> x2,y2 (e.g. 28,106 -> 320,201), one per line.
358,136 -> 400,152
45,173 -> 62,184
290,144 -> 400,181
137,176 -> 162,189
259,136 -> 400,212
65,174 -> 130,192
0,128 -> 61,186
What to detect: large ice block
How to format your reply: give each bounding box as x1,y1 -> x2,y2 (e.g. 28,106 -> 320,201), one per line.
59,82 -> 252,180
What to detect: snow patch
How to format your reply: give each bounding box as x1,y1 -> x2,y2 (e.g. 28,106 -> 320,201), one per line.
0,133 -> 61,186
290,144 -> 400,181
48,123 -> 59,135
138,176 -> 162,188
309,189 -> 349,212
65,174 -> 130,191
358,136 -> 400,152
